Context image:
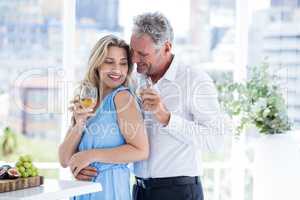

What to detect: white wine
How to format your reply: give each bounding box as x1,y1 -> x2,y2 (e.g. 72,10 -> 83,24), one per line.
80,98 -> 95,109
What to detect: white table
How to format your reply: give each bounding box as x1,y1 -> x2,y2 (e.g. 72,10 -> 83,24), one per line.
0,179 -> 102,200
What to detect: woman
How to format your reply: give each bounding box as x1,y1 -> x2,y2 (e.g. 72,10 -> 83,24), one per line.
59,35 -> 149,200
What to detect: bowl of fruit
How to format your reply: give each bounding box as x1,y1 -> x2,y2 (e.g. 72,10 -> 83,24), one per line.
0,155 -> 43,193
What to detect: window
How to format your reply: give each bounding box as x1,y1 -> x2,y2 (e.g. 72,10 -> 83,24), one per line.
1,1 -> 298,199
0,0 -> 63,178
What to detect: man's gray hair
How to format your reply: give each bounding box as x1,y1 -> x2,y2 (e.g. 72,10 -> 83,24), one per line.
132,12 -> 174,48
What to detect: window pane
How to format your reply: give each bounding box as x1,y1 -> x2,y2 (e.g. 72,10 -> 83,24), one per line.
189,0 -> 236,83
74,0 -> 122,82
0,0 -> 63,168
248,1 -> 300,128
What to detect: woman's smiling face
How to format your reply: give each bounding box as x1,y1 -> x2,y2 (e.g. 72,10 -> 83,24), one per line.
98,46 -> 129,90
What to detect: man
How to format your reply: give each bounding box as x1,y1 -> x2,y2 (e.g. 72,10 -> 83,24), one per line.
76,12 -> 231,200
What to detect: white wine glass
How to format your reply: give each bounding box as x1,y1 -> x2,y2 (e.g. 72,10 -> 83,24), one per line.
79,83 -> 98,110
136,74 -> 153,115
78,83 -> 98,135
136,73 -> 153,98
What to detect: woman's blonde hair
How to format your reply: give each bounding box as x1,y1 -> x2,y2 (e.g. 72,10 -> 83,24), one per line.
83,34 -> 133,88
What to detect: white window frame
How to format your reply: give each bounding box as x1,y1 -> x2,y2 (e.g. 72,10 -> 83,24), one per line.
59,0 -> 76,180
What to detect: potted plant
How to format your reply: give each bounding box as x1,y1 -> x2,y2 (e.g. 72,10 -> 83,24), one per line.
217,63 -> 300,200
217,62 -> 291,135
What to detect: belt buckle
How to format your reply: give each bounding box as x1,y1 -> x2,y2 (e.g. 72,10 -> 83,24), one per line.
137,179 -> 146,189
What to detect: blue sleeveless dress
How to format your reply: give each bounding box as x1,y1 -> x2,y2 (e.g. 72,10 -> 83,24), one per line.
72,86 -> 133,200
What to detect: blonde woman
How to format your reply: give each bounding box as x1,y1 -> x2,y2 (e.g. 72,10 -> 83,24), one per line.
59,35 -> 149,200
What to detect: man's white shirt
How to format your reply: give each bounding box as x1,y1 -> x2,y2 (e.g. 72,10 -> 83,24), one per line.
133,55 -> 232,178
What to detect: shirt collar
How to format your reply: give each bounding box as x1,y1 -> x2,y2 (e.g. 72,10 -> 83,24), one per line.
160,54 -> 178,82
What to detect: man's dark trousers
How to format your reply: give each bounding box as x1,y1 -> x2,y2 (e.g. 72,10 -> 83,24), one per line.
132,176 -> 204,200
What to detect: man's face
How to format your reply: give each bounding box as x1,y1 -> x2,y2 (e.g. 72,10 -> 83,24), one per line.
130,34 -> 161,75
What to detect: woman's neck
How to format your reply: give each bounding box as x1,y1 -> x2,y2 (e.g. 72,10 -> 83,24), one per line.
92,85 -> 111,110
99,86 -> 112,101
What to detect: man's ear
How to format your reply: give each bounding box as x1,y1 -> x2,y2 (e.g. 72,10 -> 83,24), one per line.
164,41 -> 172,54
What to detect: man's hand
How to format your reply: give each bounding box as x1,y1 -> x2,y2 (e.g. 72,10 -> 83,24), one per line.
75,166 -> 98,181
140,88 -> 170,126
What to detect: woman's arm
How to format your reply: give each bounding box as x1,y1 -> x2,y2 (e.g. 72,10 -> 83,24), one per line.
89,90 -> 149,163
58,124 -> 84,168
58,102 -> 95,168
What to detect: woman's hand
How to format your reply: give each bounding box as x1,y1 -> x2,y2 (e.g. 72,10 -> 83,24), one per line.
69,99 -> 95,127
69,151 -> 94,177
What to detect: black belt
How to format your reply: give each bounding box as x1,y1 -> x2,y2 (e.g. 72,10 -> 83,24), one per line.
135,176 -> 201,189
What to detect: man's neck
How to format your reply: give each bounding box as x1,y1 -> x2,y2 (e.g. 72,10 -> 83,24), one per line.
150,54 -> 174,83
